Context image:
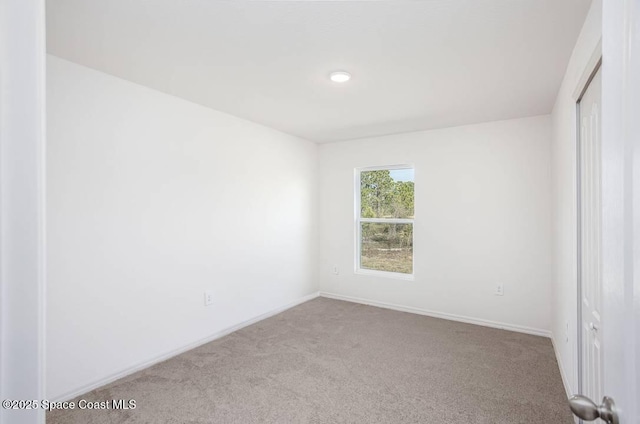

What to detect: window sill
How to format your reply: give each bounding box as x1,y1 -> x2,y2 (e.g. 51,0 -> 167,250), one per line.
355,268 -> 415,281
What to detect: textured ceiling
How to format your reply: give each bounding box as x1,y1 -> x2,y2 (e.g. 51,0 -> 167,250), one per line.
47,0 -> 591,143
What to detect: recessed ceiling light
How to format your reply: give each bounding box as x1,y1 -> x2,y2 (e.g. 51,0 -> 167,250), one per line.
329,71 -> 351,83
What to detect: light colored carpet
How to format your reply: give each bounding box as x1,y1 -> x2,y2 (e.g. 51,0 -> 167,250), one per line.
48,297 -> 573,423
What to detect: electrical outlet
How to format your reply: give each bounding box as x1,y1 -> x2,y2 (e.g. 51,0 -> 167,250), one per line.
204,290 -> 214,306
332,265 -> 339,275
495,284 -> 504,296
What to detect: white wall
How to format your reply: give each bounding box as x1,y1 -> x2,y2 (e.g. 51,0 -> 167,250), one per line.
550,0 -> 602,396
46,56 -> 318,400
319,115 -> 553,334
0,0 -> 46,423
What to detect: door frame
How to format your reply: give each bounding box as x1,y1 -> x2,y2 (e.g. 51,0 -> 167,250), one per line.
0,0 -> 47,423
600,0 -> 640,420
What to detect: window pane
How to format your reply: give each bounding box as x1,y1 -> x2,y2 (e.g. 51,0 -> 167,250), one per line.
360,223 -> 413,274
360,169 -> 414,218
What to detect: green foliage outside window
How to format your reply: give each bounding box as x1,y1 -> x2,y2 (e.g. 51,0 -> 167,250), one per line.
360,170 -> 414,219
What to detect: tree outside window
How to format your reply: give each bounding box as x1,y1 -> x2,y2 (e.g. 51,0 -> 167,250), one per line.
357,167 -> 414,276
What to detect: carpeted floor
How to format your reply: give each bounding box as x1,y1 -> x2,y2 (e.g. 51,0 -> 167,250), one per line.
48,297 -> 574,423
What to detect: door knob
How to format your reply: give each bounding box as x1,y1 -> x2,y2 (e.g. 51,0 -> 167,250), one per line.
569,395 -> 619,424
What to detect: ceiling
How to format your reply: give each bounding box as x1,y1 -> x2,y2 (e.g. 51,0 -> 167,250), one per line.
47,0 -> 591,143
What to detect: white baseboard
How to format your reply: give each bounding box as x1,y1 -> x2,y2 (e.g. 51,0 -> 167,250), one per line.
319,292 -> 552,338
53,291 -> 320,402
551,335 -> 579,423
551,334 -> 575,398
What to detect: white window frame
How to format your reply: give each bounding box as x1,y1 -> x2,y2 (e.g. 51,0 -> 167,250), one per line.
355,164 -> 415,281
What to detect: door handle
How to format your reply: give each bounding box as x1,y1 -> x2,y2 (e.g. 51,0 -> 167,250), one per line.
569,395 -> 619,424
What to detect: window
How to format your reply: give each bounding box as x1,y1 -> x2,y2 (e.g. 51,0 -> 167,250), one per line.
356,166 -> 414,278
